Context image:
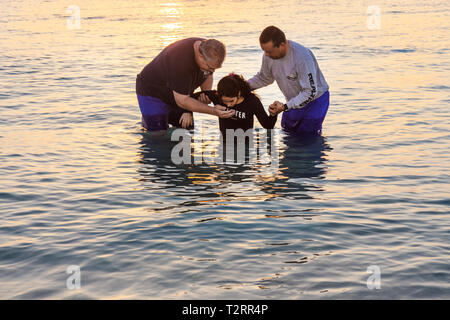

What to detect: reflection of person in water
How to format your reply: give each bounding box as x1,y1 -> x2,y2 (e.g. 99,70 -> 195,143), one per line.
258,133 -> 332,199
138,132 -> 252,188
137,131 -> 331,202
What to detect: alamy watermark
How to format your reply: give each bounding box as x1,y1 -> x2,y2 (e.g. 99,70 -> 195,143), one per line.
366,5 -> 381,30
66,5 -> 81,30
66,265 -> 81,290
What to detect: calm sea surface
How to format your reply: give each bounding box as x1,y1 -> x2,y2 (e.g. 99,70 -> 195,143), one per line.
0,0 -> 449,299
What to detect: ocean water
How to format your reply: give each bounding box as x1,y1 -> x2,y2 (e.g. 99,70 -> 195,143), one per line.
0,0 -> 449,299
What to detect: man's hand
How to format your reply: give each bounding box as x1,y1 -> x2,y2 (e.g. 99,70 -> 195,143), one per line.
179,112 -> 193,129
269,101 -> 285,116
214,105 -> 235,118
197,93 -> 211,104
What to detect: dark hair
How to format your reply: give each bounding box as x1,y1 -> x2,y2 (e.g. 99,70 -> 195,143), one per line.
259,26 -> 286,47
217,74 -> 253,99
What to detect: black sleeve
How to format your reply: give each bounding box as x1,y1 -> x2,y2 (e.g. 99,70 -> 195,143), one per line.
252,95 -> 277,129
190,90 -> 222,105
169,104 -> 192,117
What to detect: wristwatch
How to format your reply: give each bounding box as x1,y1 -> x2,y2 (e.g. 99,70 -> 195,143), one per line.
283,103 -> 289,111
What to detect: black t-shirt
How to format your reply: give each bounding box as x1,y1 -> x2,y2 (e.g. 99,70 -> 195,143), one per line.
192,90 -> 277,132
136,37 -> 208,106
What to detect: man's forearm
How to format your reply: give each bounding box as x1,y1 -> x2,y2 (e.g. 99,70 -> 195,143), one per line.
247,74 -> 265,91
247,73 -> 275,91
286,70 -> 318,109
286,88 -> 316,110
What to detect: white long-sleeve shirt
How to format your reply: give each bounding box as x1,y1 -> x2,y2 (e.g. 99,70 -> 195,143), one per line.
247,40 -> 329,110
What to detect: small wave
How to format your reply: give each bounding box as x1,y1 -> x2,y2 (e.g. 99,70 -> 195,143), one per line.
424,85 -> 450,91
391,49 -> 416,53
196,217 -> 225,223
54,77 -> 76,81
424,199 -> 450,206
0,192 -> 37,202
13,288 -> 60,299
105,74 -> 127,78
385,10 -> 405,14
265,242 -> 291,246
84,16 -> 106,20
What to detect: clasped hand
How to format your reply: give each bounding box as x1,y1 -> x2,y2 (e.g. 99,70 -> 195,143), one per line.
268,101 -> 285,116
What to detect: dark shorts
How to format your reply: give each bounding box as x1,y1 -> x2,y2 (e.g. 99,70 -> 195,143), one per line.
281,91 -> 330,135
137,94 -> 193,131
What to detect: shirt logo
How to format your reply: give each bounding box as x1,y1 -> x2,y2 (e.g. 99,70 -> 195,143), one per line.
234,110 -> 246,119
225,107 -> 246,120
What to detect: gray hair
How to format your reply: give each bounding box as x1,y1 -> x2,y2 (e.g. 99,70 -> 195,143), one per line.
199,39 -> 226,64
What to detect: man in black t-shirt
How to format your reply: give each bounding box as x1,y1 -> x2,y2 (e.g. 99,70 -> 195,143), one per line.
136,38 -> 235,132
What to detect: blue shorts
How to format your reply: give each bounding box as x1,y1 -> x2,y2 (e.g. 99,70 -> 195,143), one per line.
137,94 -> 193,131
281,91 -> 330,135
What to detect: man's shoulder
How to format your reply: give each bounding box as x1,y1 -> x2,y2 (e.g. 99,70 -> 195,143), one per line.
165,37 -> 204,54
181,37 -> 205,43
289,40 -> 311,55
171,37 -> 204,48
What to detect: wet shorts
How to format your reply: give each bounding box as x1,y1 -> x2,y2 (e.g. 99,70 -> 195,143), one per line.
281,91 -> 330,135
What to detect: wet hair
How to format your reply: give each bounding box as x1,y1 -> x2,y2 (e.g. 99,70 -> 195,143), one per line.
259,26 -> 286,47
217,74 -> 253,99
